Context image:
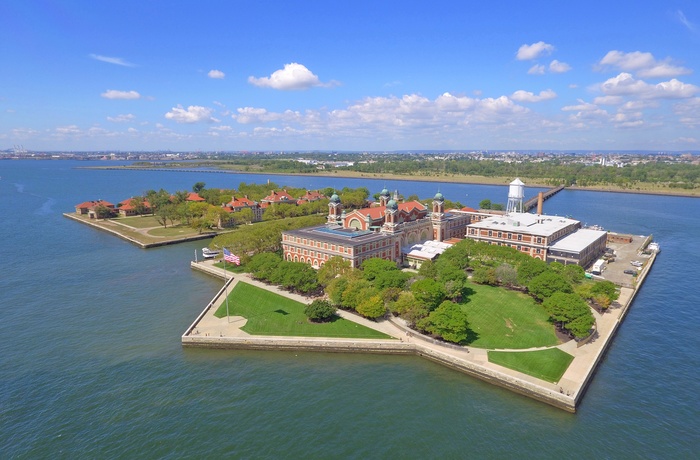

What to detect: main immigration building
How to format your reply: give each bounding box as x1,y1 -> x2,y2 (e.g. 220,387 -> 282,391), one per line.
281,182 -> 606,269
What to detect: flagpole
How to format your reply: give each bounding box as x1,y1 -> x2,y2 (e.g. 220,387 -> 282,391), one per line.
223,248 -> 230,323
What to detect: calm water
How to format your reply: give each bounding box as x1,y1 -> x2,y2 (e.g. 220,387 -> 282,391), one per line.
0,160 -> 697,459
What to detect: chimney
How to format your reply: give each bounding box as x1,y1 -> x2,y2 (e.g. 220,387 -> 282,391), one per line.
537,192 -> 544,215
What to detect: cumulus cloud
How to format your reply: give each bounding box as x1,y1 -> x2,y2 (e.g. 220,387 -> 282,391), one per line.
516,41 -> 554,60
511,89 -> 557,102
600,73 -> 699,99
165,105 -> 219,123
101,90 -> 141,100
208,69 -> 225,79
549,60 -> 571,73
598,50 -> 692,78
248,63 -> 338,90
89,54 -> 136,67
528,64 -> 545,75
107,113 -> 135,123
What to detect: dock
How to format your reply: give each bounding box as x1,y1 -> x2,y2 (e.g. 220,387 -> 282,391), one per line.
524,185 -> 565,211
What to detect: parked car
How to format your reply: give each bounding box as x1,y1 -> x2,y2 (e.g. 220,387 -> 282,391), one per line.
624,269 -> 637,275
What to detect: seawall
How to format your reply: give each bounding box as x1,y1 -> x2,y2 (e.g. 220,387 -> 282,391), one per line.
63,213 -> 215,248
183,248 -> 657,413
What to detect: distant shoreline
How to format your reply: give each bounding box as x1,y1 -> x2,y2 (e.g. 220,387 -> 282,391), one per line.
81,165 -> 700,198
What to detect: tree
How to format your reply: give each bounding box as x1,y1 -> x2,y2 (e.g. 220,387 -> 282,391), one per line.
155,203 -> 177,228
192,182 -> 206,193
129,196 -> 148,216
317,256 -> 353,287
356,294 -> 386,319
246,253 -> 283,280
361,258 -> 398,281
479,199 -> 492,210
517,258 -> 549,286
410,278 -> 446,311
94,204 -> 113,220
528,272 -> 573,301
277,262 -> 319,294
304,300 -> 336,322
542,292 -> 594,338
418,260 -> 438,279
390,291 -> 428,325
373,270 -> 410,291
471,266 -> 498,285
495,263 -> 518,286
417,300 -> 471,344
562,264 -> 586,284
341,279 -> 376,311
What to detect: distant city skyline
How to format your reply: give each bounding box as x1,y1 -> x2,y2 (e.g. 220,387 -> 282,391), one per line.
1,1 -> 699,151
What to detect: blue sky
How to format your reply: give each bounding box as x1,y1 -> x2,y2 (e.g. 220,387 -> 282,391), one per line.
1,1 -> 699,152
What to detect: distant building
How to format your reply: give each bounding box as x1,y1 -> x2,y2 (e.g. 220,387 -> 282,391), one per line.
222,195 -> 263,222
117,198 -> 152,217
74,200 -> 115,219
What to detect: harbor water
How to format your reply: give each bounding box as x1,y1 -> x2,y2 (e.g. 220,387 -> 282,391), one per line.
0,160 -> 697,458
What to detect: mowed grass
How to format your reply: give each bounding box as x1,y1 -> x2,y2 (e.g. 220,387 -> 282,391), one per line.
488,348 -> 574,383
148,226 -> 204,237
214,282 -> 391,339
114,215 -> 162,228
462,283 -> 558,349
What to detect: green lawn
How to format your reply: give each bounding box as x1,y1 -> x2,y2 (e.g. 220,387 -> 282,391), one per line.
114,215 -> 162,228
488,348 -> 574,383
461,283 -> 559,349
148,226 -> 204,237
214,282 -> 392,339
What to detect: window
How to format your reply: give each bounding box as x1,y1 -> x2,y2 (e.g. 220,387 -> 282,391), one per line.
488,230 -> 493,237
518,234 -> 522,241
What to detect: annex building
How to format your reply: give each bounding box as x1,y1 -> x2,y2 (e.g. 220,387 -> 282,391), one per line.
282,189 -> 471,268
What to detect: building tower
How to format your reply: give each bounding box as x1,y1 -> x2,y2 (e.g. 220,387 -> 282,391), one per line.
379,187 -> 391,206
383,199 -> 399,233
431,191 -> 446,241
327,193 -> 342,224
506,178 -> 525,214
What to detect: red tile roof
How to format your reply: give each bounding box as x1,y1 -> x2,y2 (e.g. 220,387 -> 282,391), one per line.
186,192 -> 206,202
75,199 -> 115,209
261,189 -> 295,203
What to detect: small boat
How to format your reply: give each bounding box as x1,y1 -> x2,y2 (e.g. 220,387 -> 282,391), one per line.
647,242 -> 660,253
201,247 -> 220,259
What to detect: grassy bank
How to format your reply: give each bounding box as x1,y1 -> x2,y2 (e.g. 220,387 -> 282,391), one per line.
214,282 -> 391,339
488,348 -> 574,383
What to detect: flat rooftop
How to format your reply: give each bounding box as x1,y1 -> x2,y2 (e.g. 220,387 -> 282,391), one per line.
549,229 -> 607,253
284,225 -> 390,245
468,212 -> 580,237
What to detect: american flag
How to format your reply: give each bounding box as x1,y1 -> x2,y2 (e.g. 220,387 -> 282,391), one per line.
223,248 -> 240,265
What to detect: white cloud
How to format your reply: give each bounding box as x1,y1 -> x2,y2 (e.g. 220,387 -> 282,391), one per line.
165,105 -> 219,123
598,50 -> 691,78
107,113 -> 136,123
593,95 -> 623,105
101,90 -> 141,100
248,63 -> 338,90
208,69 -> 225,79
676,10 -> 696,32
89,54 -> 136,67
516,41 -> 554,60
549,60 -> 571,73
55,125 -> 82,135
600,73 -> 699,99
528,64 -> 545,75
511,89 -> 557,102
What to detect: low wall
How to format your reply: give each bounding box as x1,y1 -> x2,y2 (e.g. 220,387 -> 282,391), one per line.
182,335 -> 414,354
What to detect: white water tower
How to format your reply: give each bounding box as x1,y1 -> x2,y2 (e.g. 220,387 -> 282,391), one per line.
506,178 -> 525,214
